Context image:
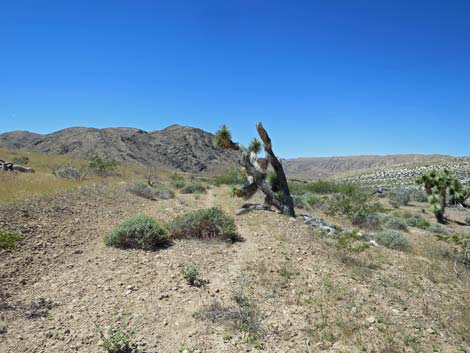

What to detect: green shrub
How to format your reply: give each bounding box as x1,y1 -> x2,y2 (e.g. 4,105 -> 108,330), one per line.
169,207 -> 239,242
267,171 -> 281,193
12,156 -> 29,165
181,183 -> 207,194
410,188 -> 428,202
127,183 -> 175,200
210,168 -> 245,186
388,188 -> 411,208
171,180 -> 186,189
374,230 -> 410,251
182,263 -> 202,286
104,215 -> 169,250
0,230 -> 22,250
384,217 -> 408,231
88,156 -> 119,177
153,186 -> 175,199
428,223 -> 449,235
127,182 -> 157,200
351,210 -> 381,230
388,210 -> 430,230
290,180 -> 358,195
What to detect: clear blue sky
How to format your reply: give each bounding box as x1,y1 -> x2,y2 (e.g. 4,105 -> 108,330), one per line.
1,0 -> 469,158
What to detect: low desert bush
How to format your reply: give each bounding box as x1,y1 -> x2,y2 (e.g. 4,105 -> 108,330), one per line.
374,230 -> 410,251
180,182 -> 207,194
410,188 -> 428,202
127,182 -> 157,200
293,192 -> 326,210
326,187 -> 384,230
350,210 -> 382,229
153,185 -> 175,199
386,210 -> 430,229
171,179 -> 186,189
127,183 -> 175,200
290,180 -> 358,195
104,215 -> 169,250
428,223 -> 449,235
0,230 -> 21,250
53,167 -> 82,180
384,217 -> 408,231
169,207 -> 239,242
12,156 -> 29,165
210,168 -> 245,186
88,156 -> 119,177
388,188 -> 411,208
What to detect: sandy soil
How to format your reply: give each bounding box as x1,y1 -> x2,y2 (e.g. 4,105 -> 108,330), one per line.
1,184 -> 469,353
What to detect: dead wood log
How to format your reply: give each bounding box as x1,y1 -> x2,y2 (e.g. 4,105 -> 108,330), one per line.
0,160 -> 35,173
214,122 -> 295,217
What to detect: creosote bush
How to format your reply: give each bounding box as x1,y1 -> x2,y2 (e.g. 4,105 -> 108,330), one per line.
374,230 -> 410,251
169,207 -> 239,242
384,217 -> 408,232
388,188 -> 411,208
210,168 -> 246,186
180,182 -> 207,194
127,182 -> 175,200
104,215 -> 169,250
384,210 -> 430,230
127,182 -> 157,200
0,230 -> 22,250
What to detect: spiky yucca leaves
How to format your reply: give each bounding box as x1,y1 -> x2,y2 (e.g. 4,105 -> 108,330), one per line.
248,138 -> 262,154
417,169 -> 460,223
449,178 -> 470,206
214,124 -> 233,149
416,171 -> 436,195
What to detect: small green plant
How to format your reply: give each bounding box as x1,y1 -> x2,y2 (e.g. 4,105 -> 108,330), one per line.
0,230 -> 22,250
98,313 -> 134,353
104,215 -> 168,250
182,263 -> 203,286
169,207 -> 239,242
374,230 -> 410,251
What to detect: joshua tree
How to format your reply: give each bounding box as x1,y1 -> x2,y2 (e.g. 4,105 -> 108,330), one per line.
416,169 -> 466,223
214,122 -> 295,217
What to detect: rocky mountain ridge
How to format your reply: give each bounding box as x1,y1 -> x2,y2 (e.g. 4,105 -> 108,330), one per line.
0,125 -> 464,178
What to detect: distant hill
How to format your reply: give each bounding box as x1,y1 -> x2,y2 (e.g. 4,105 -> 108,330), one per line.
282,154 -> 456,180
0,125 -> 240,173
1,125 -> 464,178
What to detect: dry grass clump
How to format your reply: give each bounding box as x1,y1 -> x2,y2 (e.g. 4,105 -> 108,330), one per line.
0,171 -> 80,202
